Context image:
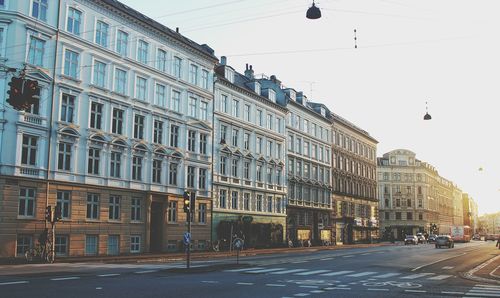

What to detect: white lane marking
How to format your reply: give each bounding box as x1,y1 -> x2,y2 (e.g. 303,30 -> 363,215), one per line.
201,281 -> 219,284
310,290 -> 324,294
361,253 -> 372,255
347,272 -> 377,277
331,287 -> 351,290
236,282 -> 254,285
342,255 -> 354,258
373,273 -> 401,279
225,267 -> 263,272
401,273 -> 434,279
469,288 -> 500,293
368,289 -> 389,291
299,286 -> 318,289
51,277 -> 81,281
320,270 -> 354,276
291,261 -> 308,264
134,270 -> 157,274
411,253 -> 467,271
245,268 -> 285,274
320,258 -> 334,261
96,287 -> 102,290
442,266 -> 454,270
97,273 -> 120,277
0,281 -> 29,286
294,294 -> 310,297
405,290 -> 427,293
441,291 -> 465,295
427,274 -> 452,280
271,269 -> 308,275
465,293 -> 500,297
477,285 -> 500,289
266,284 -> 286,287
295,270 -> 331,276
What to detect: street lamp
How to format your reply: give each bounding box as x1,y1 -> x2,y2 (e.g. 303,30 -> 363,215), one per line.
423,101 -> 432,120
306,1 -> 321,19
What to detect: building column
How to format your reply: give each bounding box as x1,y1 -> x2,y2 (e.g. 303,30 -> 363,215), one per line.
145,193 -> 152,253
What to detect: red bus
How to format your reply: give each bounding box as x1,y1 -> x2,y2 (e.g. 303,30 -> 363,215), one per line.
451,225 -> 471,242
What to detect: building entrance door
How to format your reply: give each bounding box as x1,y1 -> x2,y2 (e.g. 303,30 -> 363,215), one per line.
150,201 -> 164,252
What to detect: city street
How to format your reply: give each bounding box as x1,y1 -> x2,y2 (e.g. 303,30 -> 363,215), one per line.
1,241 -> 499,298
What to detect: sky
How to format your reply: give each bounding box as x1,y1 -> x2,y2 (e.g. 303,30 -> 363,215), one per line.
119,0 -> 500,215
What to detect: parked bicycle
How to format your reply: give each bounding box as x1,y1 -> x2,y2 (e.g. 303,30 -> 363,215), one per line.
25,242 -> 55,263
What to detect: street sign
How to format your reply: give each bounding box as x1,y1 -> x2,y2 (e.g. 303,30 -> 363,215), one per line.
232,238 -> 243,250
183,232 -> 191,245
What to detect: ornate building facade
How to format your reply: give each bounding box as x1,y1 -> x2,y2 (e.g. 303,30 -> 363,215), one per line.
0,0 -> 217,257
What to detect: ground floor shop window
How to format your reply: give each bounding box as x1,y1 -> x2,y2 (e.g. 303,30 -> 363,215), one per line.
16,235 -> 32,256
108,235 -> 119,255
85,235 -> 98,256
55,235 -> 69,256
297,229 -> 310,241
130,235 -> 140,253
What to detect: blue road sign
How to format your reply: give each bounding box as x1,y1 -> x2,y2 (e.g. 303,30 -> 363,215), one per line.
183,232 -> 191,245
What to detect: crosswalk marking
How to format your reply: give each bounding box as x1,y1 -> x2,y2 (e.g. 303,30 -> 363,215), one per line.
270,269 -> 308,275
295,270 -> 331,276
373,273 -> 401,279
320,270 -> 354,276
347,272 -> 377,277
401,273 -> 434,279
245,268 -> 285,274
427,274 -> 452,280
225,267 -> 263,272
463,284 -> 500,298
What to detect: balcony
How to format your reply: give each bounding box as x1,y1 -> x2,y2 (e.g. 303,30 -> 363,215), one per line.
19,113 -> 46,127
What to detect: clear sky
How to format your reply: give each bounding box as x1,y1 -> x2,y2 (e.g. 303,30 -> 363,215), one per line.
120,0 -> 500,215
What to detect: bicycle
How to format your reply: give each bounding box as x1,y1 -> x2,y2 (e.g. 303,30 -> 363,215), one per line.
25,242 -> 55,263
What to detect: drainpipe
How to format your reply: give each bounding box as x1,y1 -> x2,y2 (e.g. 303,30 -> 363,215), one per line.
210,73 -> 217,245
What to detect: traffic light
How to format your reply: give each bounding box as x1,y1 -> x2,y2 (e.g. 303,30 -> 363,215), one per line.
190,192 -> 196,213
54,205 -> 62,222
24,79 -> 40,106
45,206 -> 52,222
6,77 -> 25,110
183,191 -> 190,213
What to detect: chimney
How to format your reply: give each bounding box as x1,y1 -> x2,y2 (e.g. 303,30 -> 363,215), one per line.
270,75 -> 281,86
244,64 -> 254,79
220,56 -> 227,65
176,27 -> 179,33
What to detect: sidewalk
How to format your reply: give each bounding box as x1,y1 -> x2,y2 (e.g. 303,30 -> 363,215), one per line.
0,242 -> 395,266
464,249 -> 500,285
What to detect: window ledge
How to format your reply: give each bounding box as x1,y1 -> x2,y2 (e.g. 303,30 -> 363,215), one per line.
59,74 -> 82,84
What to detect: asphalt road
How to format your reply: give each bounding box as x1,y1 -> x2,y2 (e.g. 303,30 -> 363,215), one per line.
1,241 -> 499,298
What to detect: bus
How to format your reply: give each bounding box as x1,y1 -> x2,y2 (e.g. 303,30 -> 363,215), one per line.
451,225 -> 471,242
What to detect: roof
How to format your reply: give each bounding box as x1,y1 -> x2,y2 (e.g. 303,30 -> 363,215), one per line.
332,112 -> 378,143
99,0 -> 218,62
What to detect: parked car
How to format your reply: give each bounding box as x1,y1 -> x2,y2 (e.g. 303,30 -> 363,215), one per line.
416,233 -> 426,244
427,234 -> 437,243
485,234 -> 498,241
472,234 -> 481,241
435,235 -> 454,248
405,235 -> 418,245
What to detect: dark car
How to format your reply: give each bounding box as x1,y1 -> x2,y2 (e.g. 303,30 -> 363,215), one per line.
427,234 -> 437,243
435,235 -> 454,248
405,235 -> 418,245
485,234 -> 498,241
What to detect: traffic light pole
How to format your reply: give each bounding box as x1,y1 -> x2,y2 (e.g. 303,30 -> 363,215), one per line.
187,210 -> 191,269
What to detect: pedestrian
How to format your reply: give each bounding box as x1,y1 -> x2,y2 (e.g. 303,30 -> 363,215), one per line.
496,237 -> 500,249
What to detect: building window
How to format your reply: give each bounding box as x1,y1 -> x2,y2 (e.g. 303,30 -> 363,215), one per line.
232,99 -> 239,117
276,118 -> 282,133
67,8 -> 82,35
93,61 -> 106,88
200,101 -> 208,121
189,64 -> 198,85
27,36 -> 44,66
169,163 -> 178,185
171,90 -> 180,112
220,125 -> 227,143
244,104 -> 250,122
157,49 -> 167,72
133,114 -> 144,139
219,190 -> 226,208
110,152 -> 121,178
244,161 -> 250,180
153,120 -> 163,144
396,198 -> 401,207
168,201 -> 177,222
256,164 -> 262,182
132,156 -> 142,181
199,168 -> 207,190
198,203 -> 206,223
220,94 -> 228,113
256,137 -> 262,154
266,141 -> 272,157
220,156 -> 227,176
395,212 -> 401,220
267,197 -> 273,212
257,195 -> 263,212
131,198 -> 141,221
152,159 -> 162,183
32,0 -> 48,21
116,30 -> 128,56
112,108 -> 123,134
407,212 -> 413,220
199,134 -> 207,155
231,191 -> 238,209
155,83 -> 166,107
407,199 -> 412,207
114,68 -> 126,95
257,110 -> 263,126
170,125 -> 179,147
109,195 -> 120,220
63,49 -> 78,78
88,148 -> 100,175
187,166 -> 195,188
55,235 -> 68,256
57,142 -> 71,171
276,168 -> 282,185
189,97 -> 197,117
201,69 -> 209,89
137,40 -> 149,64
232,129 -> 238,147
60,94 -> 75,123
90,102 -> 102,129
135,76 -> 147,101
16,235 -> 33,256
244,133 -> 250,150
130,236 -> 140,253
173,56 -> 182,78
95,21 -> 109,47
86,193 -> 99,220
85,235 -> 98,256
18,188 -> 35,217
267,114 -> 273,130
56,191 -> 71,219
107,235 -> 119,255
276,198 -> 282,213
267,167 -> 272,184
419,213 -> 423,220
231,159 -> 238,177
243,193 -> 250,211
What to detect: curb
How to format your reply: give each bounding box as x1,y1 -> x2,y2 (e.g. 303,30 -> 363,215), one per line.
462,254 -> 500,285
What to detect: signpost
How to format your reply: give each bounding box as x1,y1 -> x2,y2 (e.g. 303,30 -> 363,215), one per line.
232,238 -> 243,264
183,191 -> 196,269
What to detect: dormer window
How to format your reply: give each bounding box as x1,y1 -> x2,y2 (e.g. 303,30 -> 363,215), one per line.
320,107 -> 326,117
290,90 -> 296,101
255,82 -> 261,95
269,89 -> 276,102
225,68 -> 234,83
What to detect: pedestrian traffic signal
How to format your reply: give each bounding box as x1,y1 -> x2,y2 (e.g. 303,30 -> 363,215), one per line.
45,206 -> 52,222
54,205 -> 62,222
6,77 -> 25,110
183,191 -> 191,213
